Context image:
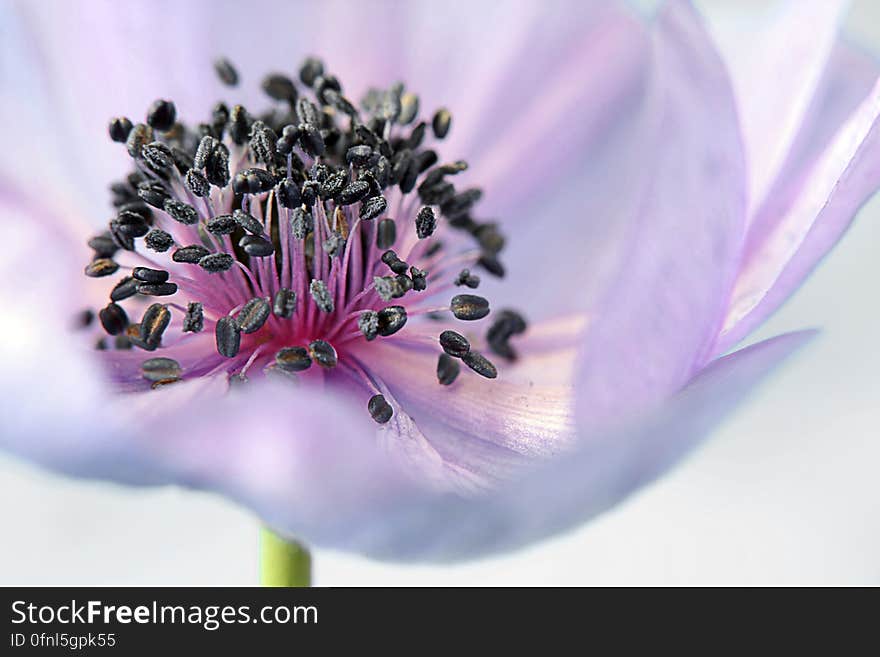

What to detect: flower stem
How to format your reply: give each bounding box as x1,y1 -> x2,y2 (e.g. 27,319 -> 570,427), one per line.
259,527 -> 312,587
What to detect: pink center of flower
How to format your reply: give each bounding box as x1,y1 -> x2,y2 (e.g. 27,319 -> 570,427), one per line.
82,57 -> 527,422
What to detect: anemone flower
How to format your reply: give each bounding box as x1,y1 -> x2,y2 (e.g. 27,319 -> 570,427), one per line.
0,0 -> 877,583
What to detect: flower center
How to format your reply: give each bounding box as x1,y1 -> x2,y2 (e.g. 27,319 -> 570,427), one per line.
82,57 -> 527,423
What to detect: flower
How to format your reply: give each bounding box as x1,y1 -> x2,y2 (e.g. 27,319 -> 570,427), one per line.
0,0 -> 877,563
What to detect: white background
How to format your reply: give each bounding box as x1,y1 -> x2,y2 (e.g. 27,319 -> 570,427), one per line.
1,1 -> 878,585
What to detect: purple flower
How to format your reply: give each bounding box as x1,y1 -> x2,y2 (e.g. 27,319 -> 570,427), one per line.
0,0 -> 877,562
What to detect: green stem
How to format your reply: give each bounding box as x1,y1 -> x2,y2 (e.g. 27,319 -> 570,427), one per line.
260,527 -> 312,587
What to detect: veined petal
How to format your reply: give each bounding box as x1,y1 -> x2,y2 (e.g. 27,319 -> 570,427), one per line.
355,339 -> 576,459
716,73 -> 880,354
330,330 -> 816,561
572,0 -> 747,428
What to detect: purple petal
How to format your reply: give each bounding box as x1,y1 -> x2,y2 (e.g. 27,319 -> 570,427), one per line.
351,317 -> 586,487
705,0 -> 847,215
355,339 -> 576,459
3,0 -> 650,283
332,330 -> 816,560
715,73 -> 880,354
570,0 -> 747,427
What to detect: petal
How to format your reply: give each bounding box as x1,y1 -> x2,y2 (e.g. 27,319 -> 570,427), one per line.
715,73 -> 880,354
741,41 -> 880,265
450,3 -> 650,220
570,0 -> 748,427
704,0 -> 848,215
0,190 -> 157,481
4,0 -> 645,229
337,330 -> 816,561
356,339 -> 576,456
344,316 -> 586,490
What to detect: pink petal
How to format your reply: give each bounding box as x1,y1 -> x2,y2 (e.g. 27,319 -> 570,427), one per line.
3,0 -> 652,325
572,0 -> 747,427
705,0 -> 848,217
339,330 -> 816,560
716,73 -> 880,354
350,316 -> 586,488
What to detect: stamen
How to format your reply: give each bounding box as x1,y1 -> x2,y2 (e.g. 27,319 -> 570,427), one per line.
206,214 -> 237,235
137,282 -> 178,297
368,393 -> 394,424
454,268 -> 480,288
108,117 -> 133,143
110,276 -> 139,302
410,266 -> 427,291
262,73 -> 298,103
275,346 -> 312,372
98,303 -> 128,336
146,99 -> 176,132
309,280 -> 334,313
439,330 -> 470,357
381,250 -> 408,275
214,58 -> 239,87
237,297 -> 271,334
377,306 -> 407,337
173,245 -> 210,263
215,316 -> 241,358
199,253 -> 235,273
415,206 -> 436,239
437,353 -> 460,385
141,357 -> 182,383
273,289 -> 297,318
376,219 -> 396,249
183,302 -> 204,333
487,310 -> 528,360
85,258 -> 119,278
299,57 -> 324,87
163,199 -> 198,225
132,267 -> 169,284
126,124 -> 153,158
338,180 -> 370,205
233,209 -> 264,235
308,340 -> 338,368
478,252 -> 505,278
358,311 -> 379,341
144,229 -> 174,252
290,208 -> 313,238
88,234 -> 118,258
138,303 -> 171,351
432,108 -> 452,139
450,294 -> 490,320
462,351 -> 497,379
240,235 -> 275,257
142,142 -> 174,171
360,195 -> 387,220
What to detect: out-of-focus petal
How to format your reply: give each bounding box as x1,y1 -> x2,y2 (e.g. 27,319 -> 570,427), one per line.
571,0 -> 747,428
3,1 -> 646,235
704,0 -> 847,216
331,330 -> 815,561
716,74 -> 880,354
0,189 -> 157,481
